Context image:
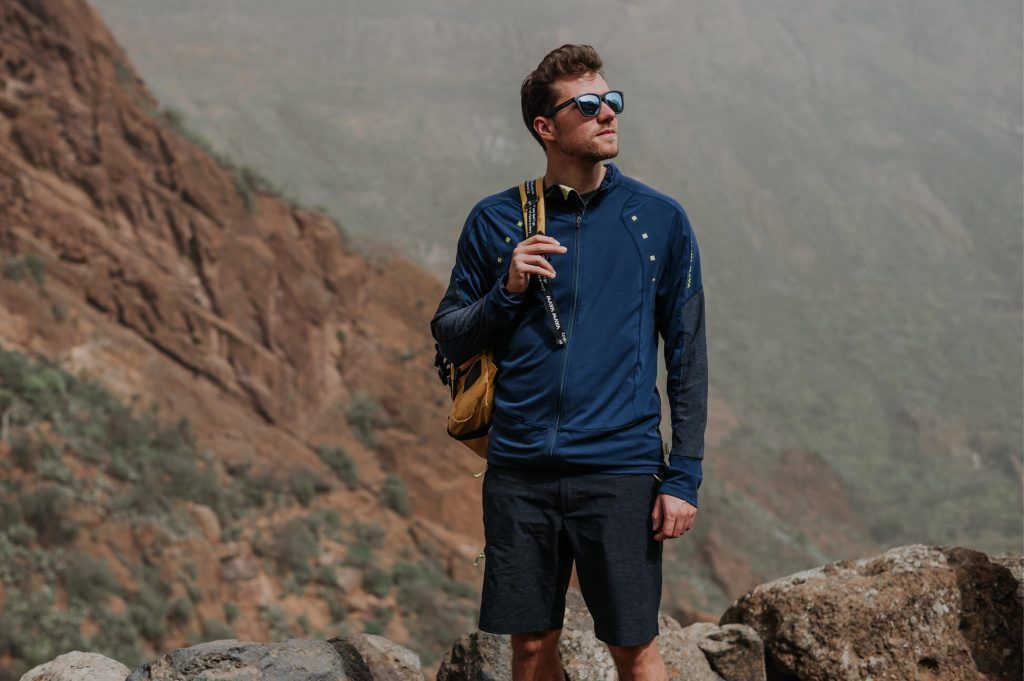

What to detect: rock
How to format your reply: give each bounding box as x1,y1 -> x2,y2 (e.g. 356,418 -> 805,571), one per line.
437,631 -> 513,681
185,502 -> 221,543
19,651 -> 130,681
720,544 -> 1023,681
125,636 -> 422,680
328,634 -> 423,680
694,623 -> 766,681
437,586 -> 764,680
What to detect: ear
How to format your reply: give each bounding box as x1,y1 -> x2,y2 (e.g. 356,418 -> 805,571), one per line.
534,115 -> 557,147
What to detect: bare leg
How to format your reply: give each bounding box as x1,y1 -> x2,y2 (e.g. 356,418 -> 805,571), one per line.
607,637 -> 668,681
510,628 -> 565,681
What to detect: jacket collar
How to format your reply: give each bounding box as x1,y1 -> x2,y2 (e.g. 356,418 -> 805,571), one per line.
543,161 -> 621,208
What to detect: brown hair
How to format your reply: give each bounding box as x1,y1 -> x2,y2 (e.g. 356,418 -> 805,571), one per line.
521,44 -> 605,151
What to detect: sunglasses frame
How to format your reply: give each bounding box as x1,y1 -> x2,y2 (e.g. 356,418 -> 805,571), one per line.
543,90 -> 625,118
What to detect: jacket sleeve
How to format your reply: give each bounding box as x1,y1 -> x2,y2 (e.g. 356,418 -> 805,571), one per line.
430,206 -> 527,367
654,207 -> 708,508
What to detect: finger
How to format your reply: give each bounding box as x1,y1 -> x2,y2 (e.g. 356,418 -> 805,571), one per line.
518,242 -> 567,256
665,515 -> 682,539
528,255 -> 557,277
515,264 -> 556,279
651,501 -> 661,532
519,255 -> 556,278
524,233 -> 565,244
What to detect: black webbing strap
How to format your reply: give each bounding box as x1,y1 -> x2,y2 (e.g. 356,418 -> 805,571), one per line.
520,177 -> 567,347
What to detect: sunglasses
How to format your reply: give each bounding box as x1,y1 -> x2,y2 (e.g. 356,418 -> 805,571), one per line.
544,90 -> 625,118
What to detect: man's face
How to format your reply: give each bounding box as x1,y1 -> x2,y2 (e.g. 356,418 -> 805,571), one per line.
541,72 -> 619,162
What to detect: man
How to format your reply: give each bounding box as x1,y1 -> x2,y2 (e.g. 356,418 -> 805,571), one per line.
430,44 -> 707,681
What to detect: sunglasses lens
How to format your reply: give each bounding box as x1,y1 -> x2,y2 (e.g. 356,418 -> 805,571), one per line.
606,91 -> 624,113
576,94 -> 601,117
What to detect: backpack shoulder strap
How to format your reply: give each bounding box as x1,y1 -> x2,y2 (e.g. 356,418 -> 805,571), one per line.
516,175 -> 567,347
518,176 -> 547,239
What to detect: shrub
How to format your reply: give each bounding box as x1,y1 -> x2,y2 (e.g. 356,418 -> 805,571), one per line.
344,520 -> 385,568
24,254 -> 44,286
87,611 -> 144,671
315,445 -> 360,490
19,485 -> 76,545
380,474 -> 411,517
259,604 -> 292,641
201,618 -> 234,641
289,466 -> 319,507
61,552 -> 120,605
267,517 -> 319,580
362,566 -> 392,598
2,257 -> 26,281
167,597 -> 192,626
346,391 -> 382,449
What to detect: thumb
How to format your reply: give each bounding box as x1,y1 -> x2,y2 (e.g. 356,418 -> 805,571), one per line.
651,500 -> 661,531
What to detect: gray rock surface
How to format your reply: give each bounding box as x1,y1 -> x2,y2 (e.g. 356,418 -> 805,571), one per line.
438,586 -> 764,680
125,635 -> 423,681
19,651 -> 130,681
328,634 -> 424,681
720,544 -> 1024,681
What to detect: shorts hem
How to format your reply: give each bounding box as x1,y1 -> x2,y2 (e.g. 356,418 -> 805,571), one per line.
595,626 -> 660,648
478,621 -> 565,636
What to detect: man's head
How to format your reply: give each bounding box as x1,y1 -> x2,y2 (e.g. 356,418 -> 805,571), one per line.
521,44 -> 620,162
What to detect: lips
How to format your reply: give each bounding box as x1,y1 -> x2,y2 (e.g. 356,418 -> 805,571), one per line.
598,129 -> 616,136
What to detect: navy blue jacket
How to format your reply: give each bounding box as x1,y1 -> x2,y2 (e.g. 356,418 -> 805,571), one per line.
430,162 -> 707,507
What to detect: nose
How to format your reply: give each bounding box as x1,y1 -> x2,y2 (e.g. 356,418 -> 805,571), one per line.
597,101 -> 616,121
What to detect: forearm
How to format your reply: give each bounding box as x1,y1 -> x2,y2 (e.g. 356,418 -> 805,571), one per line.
660,288 -> 708,507
430,273 -> 526,367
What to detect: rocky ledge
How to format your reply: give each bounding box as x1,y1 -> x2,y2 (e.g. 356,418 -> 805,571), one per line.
19,544 -> 1022,681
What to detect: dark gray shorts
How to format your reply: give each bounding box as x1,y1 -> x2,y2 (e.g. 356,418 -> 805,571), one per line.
478,462 -> 663,647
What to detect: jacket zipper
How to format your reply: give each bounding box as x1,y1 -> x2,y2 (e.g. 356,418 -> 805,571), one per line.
548,205 -> 585,458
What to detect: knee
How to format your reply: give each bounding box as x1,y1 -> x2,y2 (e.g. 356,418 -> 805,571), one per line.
511,628 -> 562,658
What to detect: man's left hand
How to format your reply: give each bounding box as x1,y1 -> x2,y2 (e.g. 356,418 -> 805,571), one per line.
652,494 -> 697,541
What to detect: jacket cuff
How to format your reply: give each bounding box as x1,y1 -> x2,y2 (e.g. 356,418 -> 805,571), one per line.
657,454 -> 702,508
485,272 -> 527,320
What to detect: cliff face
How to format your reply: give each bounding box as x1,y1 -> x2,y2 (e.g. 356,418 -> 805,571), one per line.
0,0 -> 490,524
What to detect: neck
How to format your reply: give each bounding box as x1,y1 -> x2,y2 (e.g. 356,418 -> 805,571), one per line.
543,157 -> 607,195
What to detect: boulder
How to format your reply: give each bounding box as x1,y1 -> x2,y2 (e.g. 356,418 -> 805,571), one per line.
125,635 -> 423,680
438,586 -> 764,680
720,544 -> 1023,681
19,651 -> 130,681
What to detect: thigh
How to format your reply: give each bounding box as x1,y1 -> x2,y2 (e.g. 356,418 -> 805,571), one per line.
562,471 -> 663,647
478,465 -> 574,635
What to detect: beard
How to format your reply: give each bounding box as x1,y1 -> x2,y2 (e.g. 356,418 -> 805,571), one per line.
552,126 -> 619,163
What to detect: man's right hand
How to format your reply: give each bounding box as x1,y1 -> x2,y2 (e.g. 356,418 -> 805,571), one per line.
505,234 -> 568,293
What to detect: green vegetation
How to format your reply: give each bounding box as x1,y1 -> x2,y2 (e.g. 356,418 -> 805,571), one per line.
315,445 -> 360,490
346,390 -> 388,449
2,253 -> 44,286
342,520 -> 385,569
361,566 -> 391,598
390,557 -> 477,668
254,516 -> 319,583
379,474 -> 411,517
0,344 -> 282,679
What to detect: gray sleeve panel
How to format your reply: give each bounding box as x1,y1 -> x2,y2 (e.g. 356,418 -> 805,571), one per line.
430,208 -> 526,367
